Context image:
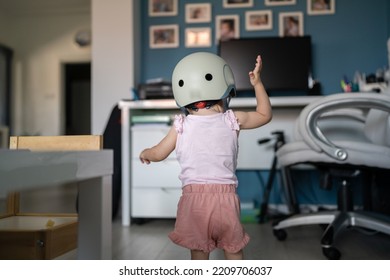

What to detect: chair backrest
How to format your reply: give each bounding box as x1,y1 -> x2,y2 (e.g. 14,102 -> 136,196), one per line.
364,109 -> 390,146
293,92 -> 390,158
9,135 -> 103,151
5,135 -> 103,217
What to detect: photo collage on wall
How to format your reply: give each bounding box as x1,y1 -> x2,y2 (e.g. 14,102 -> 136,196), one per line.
148,0 -> 336,49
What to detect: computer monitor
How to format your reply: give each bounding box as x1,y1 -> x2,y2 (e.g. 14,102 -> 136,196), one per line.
219,36 -> 313,95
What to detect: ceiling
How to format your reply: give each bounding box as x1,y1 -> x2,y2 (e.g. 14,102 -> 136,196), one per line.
0,0 -> 91,16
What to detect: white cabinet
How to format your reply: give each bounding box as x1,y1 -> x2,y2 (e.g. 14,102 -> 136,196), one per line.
131,125 -> 182,218
131,188 -> 181,217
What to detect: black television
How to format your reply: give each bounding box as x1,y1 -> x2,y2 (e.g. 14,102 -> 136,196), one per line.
219,36 -> 313,95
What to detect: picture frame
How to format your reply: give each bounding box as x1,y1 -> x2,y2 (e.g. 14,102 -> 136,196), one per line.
223,0 -> 253,8
149,25 -> 179,48
215,15 -> 240,43
185,28 -> 212,48
279,12 -> 303,37
185,3 -> 211,23
265,0 -> 296,6
307,0 -> 335,15
245,10 -> 273,31
149,0 -> 178,17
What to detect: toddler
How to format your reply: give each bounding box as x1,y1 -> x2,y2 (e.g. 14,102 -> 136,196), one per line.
140,52 -> 272,260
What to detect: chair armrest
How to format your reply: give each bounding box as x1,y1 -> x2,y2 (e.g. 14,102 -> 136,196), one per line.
298,93 -> 390,161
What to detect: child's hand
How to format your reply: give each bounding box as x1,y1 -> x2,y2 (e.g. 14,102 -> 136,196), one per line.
139,149 -> 151,164
248,55 -> 262,87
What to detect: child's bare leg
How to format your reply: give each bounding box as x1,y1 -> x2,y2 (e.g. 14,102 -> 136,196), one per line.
191,250 -> 210,260
224,250 -> 243,260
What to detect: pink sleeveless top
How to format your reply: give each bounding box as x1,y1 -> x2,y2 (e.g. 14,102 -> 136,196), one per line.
174,110 -> 240,186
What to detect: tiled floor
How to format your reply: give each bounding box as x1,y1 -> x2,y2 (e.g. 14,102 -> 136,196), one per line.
107,218 -> 390,260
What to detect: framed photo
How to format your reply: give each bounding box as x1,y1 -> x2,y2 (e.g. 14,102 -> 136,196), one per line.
149,0 -> 178,17
149,25 -> 179,48
265,0 -> 296,6
215,15 -> 240,43
246,10 -> 273,31
223,0 -> 253,8
279,12 -> 303,37
185,28 -> 212,48
307,0 -> 335,15
185,3 -> 211,23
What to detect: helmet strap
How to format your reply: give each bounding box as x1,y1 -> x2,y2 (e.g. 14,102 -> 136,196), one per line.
181,107 -> 190,116
221,87 -> 235,112
222,95 -> 232,112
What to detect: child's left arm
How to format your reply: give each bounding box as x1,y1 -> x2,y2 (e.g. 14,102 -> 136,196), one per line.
139,126 -> 177,164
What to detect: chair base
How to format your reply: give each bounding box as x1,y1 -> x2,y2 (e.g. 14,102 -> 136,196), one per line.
273,210 -> 390,259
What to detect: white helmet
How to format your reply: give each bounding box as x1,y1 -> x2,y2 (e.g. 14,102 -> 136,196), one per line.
172,52 -> 236,112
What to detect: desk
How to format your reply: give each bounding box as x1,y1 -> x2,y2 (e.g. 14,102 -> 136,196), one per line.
119,96 -> 321,226
0,149 -> 113,259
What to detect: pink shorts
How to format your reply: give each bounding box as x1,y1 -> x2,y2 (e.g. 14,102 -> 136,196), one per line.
168,184 -> 250,253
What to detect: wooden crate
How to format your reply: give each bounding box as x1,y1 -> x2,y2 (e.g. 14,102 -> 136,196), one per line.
0,215 -> 77,260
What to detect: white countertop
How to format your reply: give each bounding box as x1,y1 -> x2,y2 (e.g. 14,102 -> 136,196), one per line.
118,96 -> 322,110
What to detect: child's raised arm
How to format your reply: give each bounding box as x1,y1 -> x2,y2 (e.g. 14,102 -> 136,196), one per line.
235,55 -> 272,129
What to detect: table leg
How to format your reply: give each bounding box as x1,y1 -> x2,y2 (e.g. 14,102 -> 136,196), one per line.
121,107 -> 131,226
77,176 -> 112,259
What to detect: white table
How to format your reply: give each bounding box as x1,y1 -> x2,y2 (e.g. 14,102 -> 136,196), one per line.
119,96 -> 321,226
0,149 -> 113,259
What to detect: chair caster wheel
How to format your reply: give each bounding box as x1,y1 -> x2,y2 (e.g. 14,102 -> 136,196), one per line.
273,229 -> 287,241
322,247 -> 341,260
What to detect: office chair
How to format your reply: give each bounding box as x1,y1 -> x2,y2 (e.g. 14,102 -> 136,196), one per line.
272,92 -> 390,260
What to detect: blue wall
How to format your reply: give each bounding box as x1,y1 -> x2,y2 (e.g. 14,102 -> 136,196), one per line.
140,0 -> 390,95
137,0 -> 390,209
